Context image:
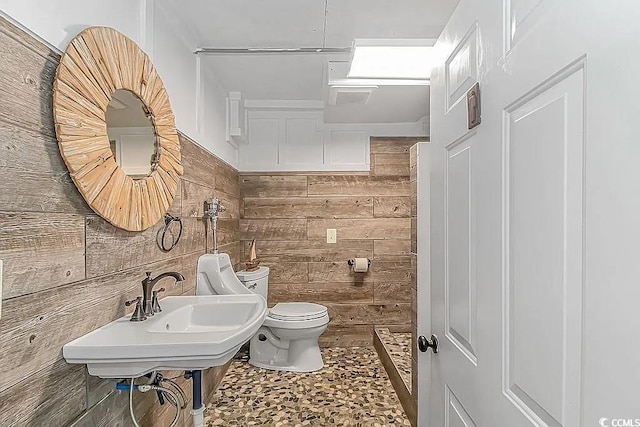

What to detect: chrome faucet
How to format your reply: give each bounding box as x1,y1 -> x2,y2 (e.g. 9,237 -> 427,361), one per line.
141,271 -> 185,316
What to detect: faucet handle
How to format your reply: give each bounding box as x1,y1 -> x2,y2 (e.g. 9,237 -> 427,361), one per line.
125,296 -> 147,322
152,287 -> 166,313
125,296 -> 142,306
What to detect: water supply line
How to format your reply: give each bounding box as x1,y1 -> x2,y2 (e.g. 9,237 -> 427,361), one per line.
204,198 -> 226,254
122,371 -> 204,427
126,377 -> 183,427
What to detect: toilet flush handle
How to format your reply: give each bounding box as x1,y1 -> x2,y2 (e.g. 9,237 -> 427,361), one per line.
247,282 -> 257,290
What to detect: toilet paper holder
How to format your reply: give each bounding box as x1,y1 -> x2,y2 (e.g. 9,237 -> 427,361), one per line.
347,258 -> 371,267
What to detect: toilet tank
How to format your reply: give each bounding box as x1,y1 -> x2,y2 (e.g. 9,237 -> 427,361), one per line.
236,267 -> 270,299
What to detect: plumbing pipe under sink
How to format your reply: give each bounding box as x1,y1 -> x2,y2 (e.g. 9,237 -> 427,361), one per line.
192,406 -> 205,427
187,370 -> 205,427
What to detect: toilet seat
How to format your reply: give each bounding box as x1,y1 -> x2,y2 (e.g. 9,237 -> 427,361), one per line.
269,302 -> 328,321
264,302 -> 329,330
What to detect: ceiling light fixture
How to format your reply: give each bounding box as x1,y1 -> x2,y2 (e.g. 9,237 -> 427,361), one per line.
348,39 -> 436,80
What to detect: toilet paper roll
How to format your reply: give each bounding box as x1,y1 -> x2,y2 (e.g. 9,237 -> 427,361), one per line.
353,257 -> 369,273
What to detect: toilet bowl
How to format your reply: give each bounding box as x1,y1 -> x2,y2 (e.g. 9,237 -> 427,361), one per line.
250,302 -> 328,372
196,253 -> 329,372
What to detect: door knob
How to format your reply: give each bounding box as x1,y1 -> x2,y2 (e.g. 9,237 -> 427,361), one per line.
418,334 -> 439,354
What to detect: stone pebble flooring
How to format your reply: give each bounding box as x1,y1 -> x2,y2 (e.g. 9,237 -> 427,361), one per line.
376,329 -> 412,392
204,347 -> 410,426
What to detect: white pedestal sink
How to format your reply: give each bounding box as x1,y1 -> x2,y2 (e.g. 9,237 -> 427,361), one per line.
63,294 -> 267,378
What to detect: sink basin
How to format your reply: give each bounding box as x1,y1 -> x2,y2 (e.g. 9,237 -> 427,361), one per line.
63,295 -> 267,378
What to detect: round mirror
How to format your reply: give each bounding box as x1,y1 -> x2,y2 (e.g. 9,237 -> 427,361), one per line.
53,26 -> 183,231
106,89 -> 158,179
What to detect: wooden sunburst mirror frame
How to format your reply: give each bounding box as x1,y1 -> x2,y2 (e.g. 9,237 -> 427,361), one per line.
53,26 -> 183,231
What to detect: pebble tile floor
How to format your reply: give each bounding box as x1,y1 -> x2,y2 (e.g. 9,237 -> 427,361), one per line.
376,329 -> 412,392
204,347 -> 410,426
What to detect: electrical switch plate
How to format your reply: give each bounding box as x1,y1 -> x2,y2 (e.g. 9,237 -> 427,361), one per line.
0,259 -> 3,320
327,229 -> 337,244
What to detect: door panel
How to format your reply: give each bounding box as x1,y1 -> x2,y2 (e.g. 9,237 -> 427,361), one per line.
445,139 -> 476,364
446,386 -> 477,427
504,0 -> 554,53
445,23 -> 479,112
503,65 -> 584,426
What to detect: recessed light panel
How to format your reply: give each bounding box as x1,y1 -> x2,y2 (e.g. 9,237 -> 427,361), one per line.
348,39 -> 436,80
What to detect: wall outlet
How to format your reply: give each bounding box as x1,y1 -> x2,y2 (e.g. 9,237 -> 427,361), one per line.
0,259 -> 3,320
326,229 -> 337,244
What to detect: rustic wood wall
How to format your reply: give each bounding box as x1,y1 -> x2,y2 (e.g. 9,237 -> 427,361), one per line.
0,17 -> 240,426
239,137 -> 424,347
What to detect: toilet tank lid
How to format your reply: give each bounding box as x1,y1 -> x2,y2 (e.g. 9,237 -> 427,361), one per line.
236,266 -> 270,281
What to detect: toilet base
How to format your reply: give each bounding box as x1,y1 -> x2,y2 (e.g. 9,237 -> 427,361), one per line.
249,331 -> 325,373
248,358 -> 322,373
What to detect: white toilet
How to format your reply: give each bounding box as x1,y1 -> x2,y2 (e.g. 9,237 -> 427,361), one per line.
196,253 -> 329,372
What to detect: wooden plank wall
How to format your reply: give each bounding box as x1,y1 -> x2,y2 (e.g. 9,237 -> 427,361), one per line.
0,17 -> 240,427
239,137 -> 425,347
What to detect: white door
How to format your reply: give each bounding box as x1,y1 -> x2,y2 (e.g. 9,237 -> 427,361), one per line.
421,0 -> 640,425
416,141 -> 432,426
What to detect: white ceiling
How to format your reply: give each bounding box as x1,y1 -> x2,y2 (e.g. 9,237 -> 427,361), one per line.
202,54 -> 327,100
324,85 -> 431,124
161,0 -> 460,124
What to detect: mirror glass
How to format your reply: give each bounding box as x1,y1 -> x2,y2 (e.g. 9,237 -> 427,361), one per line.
106,89 -> 157,178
